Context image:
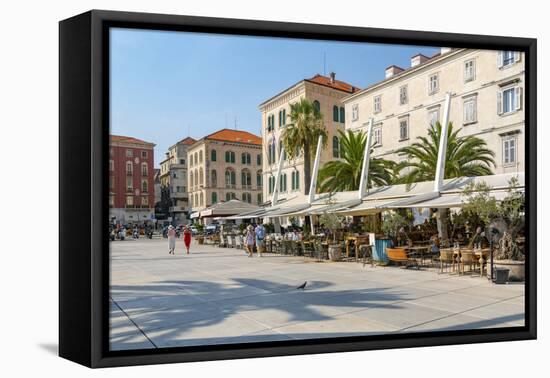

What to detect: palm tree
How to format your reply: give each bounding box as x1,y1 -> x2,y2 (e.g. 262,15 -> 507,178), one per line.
282,98 -> 327,195
318,129 -> 395,192
396,121 -> 496,245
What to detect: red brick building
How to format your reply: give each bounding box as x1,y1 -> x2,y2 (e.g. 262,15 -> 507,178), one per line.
109,135 -> 155,225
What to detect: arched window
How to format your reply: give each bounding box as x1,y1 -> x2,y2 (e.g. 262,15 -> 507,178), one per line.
142,179 -> 148,193
268,176 -> 274,194
256,170 -> 262,188
333,136 -> 340,158
333,105 -> 339,122
225,150 -> 235,163
339,107 -> 345,123
190,171 -> 194,188
226,192 -> 236,201
313,100 -> 320,113
126,161 -> 133,174
282,109 -> 286,126
241,152 -> 251,165
292,171 -> 300,190
199,168 -> 204,185
242,192 -> 251,203
268,139 -> 276,164
190,154 -> 193,166
194,193 -> 198,206
225,168 -> 236,188
194,152 -> 198,165
211,170 -> 217,187
241,169 -> 251,188
257,193 -> 263,204
194,170 -> 198,188
257,154 -> 262,166
211,149 -> 217,162
211,192 -> 218,204
199,150 -> 203,163
279,173 -> 287,192
200,192 -> 204,206
141,162 -> 148,176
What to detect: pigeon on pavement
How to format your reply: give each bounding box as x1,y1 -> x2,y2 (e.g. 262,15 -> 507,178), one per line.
296,281 -> 307,290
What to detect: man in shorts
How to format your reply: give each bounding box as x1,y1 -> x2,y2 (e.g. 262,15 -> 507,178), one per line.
255,222 -> 266,257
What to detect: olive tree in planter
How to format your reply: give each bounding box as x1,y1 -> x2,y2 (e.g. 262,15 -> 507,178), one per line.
194,223 -> 205,244
462,177 -> 525,281
318,209 -> 344,261
381,211 -> 409,246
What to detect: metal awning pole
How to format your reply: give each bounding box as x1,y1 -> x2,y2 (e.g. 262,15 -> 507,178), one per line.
434,92 -> 452,193
358,118 -> 374,199
308,135 -> 323,204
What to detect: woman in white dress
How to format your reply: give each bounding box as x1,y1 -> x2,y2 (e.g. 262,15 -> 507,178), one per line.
167,225 -> 176,254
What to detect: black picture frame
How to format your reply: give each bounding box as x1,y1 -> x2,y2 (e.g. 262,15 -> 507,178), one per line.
59,9 -> 537,368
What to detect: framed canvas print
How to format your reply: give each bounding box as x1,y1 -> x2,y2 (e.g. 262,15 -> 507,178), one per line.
59,10 -> 536,368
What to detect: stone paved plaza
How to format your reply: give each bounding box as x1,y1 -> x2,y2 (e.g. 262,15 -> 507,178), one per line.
110,238 -> 525,351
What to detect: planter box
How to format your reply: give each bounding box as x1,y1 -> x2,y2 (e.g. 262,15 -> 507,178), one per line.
328,244 -> 341,261
492,260 -> 525,282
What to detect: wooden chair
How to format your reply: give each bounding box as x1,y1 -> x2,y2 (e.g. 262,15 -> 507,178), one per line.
438,248 -> 457,273
386,248 -> 419,269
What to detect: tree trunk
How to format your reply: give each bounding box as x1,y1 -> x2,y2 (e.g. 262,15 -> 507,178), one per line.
436,208 -> 450,247
303,140 -> 311,195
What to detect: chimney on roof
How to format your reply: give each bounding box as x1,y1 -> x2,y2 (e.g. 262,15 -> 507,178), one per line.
385,65 -> 404,79
441,47 -> 452,55
329,71 -> 336,83
411,54 -> 429,67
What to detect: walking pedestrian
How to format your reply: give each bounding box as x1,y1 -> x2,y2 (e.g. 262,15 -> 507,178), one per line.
245,224 -> 255,257
183,225 -> 192,254
255,222 -> 266,257
167,225 -> 176,255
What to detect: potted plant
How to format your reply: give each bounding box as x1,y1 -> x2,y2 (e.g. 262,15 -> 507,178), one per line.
195,223 -> 205,244
462,178 -> 525,281
381,211 -> 409,245
318,203 -> 344,261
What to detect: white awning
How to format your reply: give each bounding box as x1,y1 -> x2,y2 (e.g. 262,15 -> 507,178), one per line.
190,212 -> 201,219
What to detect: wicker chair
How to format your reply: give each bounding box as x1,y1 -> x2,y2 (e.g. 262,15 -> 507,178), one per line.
459,251 -> 478,275
439,248 -> 457,273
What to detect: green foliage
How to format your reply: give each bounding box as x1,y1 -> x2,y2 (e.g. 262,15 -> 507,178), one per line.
263,222 -> 275,234
462,181 -> 499,226
318,196 -> 344,243
318,129 -> 395,192
396,122 -> 496,188
381,212 -> 409,239
194,223 -> 204,232
281,98 -> 327,194
461,177 -> 525,260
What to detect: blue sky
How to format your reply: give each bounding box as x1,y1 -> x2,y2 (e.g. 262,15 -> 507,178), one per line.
110,28 -> 439,167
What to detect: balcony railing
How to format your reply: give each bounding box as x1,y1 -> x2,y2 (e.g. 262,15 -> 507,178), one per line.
126,171 -> 133,176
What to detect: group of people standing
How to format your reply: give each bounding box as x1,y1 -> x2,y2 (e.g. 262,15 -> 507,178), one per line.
244,223 -> 266,258
167,224 -> 192,255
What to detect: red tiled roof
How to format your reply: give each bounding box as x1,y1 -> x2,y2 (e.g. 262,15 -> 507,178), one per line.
305,74 -> 360,94
110,135 -> 154,146
204,129 -> 262,145
178,136 -> 197,145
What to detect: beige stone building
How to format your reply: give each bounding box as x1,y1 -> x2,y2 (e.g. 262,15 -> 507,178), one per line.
343,48 -> 525,175
259,73 -> 360,203
187,129 -> 263,218
159,137 -> 196,224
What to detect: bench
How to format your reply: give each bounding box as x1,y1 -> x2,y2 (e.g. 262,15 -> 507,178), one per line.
386,248 -> 420,269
